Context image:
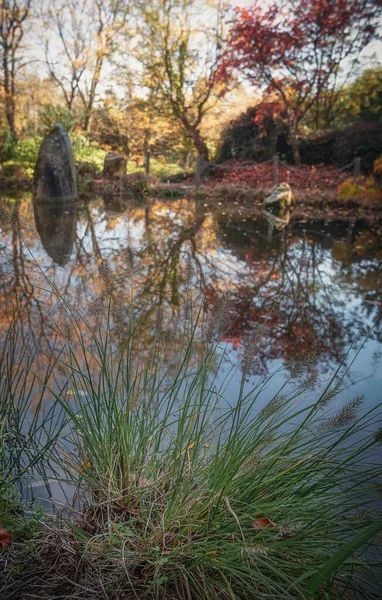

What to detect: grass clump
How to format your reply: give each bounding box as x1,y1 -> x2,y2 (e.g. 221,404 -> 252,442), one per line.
1,251 -> 382,599
0,325 -> 65,542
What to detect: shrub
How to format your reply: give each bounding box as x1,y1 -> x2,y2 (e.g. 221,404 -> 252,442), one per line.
299,123 -> 382,172
1,137 -> 43,177
150,157 -> 186,180
333,122 -> 382,173
71,134 -> 107,172
373,155 -> 382,182
1,134 -> 107,177
338,175 -> 382,203
217,101 -> 288,163
299,130 -> 337,165
38,104 -> 74,134
0,129 -> 16,164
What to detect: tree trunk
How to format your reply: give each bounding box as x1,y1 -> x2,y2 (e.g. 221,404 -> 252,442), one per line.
84,111 -> 92,133
5,93 -> 17,140
3,50 -> 17,140
191,129 -> 209,161
183,150 -> 191,168
289,122 -> 301,166
292,143 -> 301,166
84,57 -> 103,133
289,134 -> 301,166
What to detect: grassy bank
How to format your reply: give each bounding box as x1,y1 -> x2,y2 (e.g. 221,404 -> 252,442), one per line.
0,135 -> 186,182
1,242 -> 382,599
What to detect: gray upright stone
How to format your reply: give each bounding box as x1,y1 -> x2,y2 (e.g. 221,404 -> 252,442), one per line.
34,123 -> 77,201
103,152 -> 127,177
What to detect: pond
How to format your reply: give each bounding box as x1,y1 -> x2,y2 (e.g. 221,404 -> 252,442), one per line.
1,193 -> 382,505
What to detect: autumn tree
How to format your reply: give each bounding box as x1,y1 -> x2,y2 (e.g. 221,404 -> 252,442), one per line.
134,0 -> 227,160
44,0 -> 129,131
223,0 -> 380,164
0,0 -> 33,139
343,66 -> 382,124
217,98 -> 287,162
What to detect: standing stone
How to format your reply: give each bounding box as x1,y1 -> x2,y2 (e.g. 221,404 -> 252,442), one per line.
34,123 -> 77,201
103,152 -> 127,177
264,182 -> 294,211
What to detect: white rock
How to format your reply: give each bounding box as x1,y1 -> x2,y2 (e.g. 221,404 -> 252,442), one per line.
264,182 -> 294,209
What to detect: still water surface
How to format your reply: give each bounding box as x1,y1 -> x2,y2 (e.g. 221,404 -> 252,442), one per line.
1,194 -> 382,505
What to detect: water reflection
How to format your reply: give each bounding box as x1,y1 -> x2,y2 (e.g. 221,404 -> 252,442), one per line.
33,198 -> 78,266
0,193 -> 381,391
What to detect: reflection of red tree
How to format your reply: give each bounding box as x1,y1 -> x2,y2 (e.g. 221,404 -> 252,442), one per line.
204,257 -> 345,374
1,197 -> 381,380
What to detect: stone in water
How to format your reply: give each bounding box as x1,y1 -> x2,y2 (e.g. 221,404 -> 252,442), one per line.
34,123 -> 77,201
264,182 -> 294,211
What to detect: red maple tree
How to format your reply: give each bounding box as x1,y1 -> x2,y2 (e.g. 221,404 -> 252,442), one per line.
222,0 -> 379,164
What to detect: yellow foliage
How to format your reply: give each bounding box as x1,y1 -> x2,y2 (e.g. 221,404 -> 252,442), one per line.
338,176 -> 382,203
373,155 -> 382,179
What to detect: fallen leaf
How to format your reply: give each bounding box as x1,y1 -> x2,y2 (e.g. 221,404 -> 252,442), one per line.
0,525 -> 11,549
253,514 -> 276,529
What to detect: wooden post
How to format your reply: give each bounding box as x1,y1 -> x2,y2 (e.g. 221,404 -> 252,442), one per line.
145,150 -> 150,175
196,155 -> 202,190
354,157 -> 361,178
272,155 -> 279,186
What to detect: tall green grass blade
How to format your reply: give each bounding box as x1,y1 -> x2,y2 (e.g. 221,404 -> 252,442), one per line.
300,520 -> 382,599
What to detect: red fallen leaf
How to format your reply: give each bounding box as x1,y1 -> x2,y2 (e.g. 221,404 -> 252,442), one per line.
0,524 -> 12,549
253,514 -> 276,529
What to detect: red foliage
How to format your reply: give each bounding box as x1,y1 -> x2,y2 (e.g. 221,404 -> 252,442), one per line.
253,100 -> 287,137
220,1 -> 379,147
208,161 -> 349,190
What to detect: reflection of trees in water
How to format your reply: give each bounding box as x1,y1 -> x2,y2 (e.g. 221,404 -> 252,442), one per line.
0,201 -> 57,351
1,195 -> 381,376
214,213 -> 382,373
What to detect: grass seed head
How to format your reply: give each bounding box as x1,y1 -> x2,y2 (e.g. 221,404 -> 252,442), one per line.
183,299 -> 194,322
375,301 -> 382,327
100,260 -> 113,295
156,308 -> 164,336
297,368 -> 319,393
261,394 -> 286,419
63,322 -> 73,344
321,395 -> 364,430
88,297 -> 106,319
242,545 -> 269,559
183,251 -> 194,287
241,326 -> 266,375
114,299 -> 126,324
126,246 -> 135,274
206,291 -> 232,343
319,381 -> 342,408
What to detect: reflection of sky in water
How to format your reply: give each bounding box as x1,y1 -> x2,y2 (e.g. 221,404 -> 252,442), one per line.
1,196 -> 381,427
1,194 -> 381,514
